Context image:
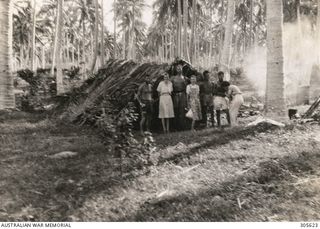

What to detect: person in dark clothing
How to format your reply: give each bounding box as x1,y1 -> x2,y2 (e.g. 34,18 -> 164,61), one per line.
136,75 -> 154,135
200,71 -> 215,127
171,64 -> 188,130
213,71 -> 231,127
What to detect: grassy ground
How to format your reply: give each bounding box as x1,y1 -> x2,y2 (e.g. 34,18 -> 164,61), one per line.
1,111 -> 320,221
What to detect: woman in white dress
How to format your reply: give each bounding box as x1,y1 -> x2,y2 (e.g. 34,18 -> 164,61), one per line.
157,72 -> 175,133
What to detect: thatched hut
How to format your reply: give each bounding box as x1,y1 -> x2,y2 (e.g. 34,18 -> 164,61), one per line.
59,59 -> 200,128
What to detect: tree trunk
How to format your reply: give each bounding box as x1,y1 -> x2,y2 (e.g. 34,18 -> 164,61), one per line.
317,0 -> 320,63
113,0 -> 117,59
77,42 -> 80,66
101,0 -> 105,65
42,45 -> 46,69
131,4 -> 136,60
19,43 -> 24,69
190,0 -> 196,64
183,0 -> 188,60
51,0 -> 59,75
52,0 -> 64,95
266,0 -> 286,115
90,33 -> 94,62
122,32 -> 126,59
91,0 -> 99,72
31,0 -> 36,71
170,27 -> 174,61
66,33 -> 70,66
219,0 -> 235,81
242,22 -> 247,56
0,0 -> 15,109
71,45 -> 75,65
177,0 -> 182,58
82,21 -> 86,67
249,0 -> 253,49
162,33 -> 167,62
194,14 -> 199,66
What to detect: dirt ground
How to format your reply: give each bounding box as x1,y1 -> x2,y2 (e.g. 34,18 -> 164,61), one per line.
1,111 -> 320,221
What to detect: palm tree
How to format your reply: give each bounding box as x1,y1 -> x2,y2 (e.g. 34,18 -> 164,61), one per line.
177,0 -> 182,58
190,0 -> 196,62
0,0 -> 15,109
115,0 -> 147,61
317,0 -> 320,64
249,0 -> 253,48
100,0 -> 105,65
52,0 -> 64,95
31,0 -> 36,71
90,0 -> 99,72
183,0 -> 188,60
113,0 -> 117,58
265,0 -> 286,115
219,0 -> 235,81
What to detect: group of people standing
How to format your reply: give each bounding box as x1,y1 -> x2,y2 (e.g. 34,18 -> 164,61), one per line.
136,64 -> 244,135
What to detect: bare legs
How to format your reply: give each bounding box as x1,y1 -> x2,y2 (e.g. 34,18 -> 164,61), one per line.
161,118 -> 170,134
140,114 -> 146,135
216,109 -> 231,128
140,113 -> 151,135
202,105 -> 214,127
191,120 -> 195,131
229,96 -> 243,126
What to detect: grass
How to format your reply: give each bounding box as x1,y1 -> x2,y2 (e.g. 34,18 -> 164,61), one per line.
1,111 -> 320,221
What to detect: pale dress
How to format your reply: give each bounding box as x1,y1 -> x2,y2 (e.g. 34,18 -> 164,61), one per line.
157,81 -> 175,119
186,84 -> 202,121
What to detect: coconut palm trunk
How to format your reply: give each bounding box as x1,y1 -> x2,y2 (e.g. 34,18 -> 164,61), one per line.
249,0 -> 253,48
42,45 -> 46,69
183,0 -> 188,61
101,0 -> 105,65
265,0 -> 286,115
52,0 -> 64,95
77,42 -> 80,66
113,0 -> 117,58
177,0 -> 182,58
31,0 -> 36,71
0,0 -> 15,109
90,0 -> 99,72
317,0 -> 320,64
130,3 -> 136,60
82,21 -> 86,66
190,0 -> 196,64
19,43 -> 24,69
220,0 -> 235,81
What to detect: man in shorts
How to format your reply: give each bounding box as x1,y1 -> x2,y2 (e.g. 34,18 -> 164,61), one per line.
200,71 -> 215,127
137,75 -> 154,135
213,71 -> 231,127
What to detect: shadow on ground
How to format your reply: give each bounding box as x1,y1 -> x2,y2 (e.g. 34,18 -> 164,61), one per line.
0,111 -> 302,221
126,150 -> 320,221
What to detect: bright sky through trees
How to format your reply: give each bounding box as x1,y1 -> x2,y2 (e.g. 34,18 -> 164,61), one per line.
103,0 -> 155,31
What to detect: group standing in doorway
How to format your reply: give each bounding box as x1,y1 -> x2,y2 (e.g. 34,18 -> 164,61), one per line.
137,64 -> 244,135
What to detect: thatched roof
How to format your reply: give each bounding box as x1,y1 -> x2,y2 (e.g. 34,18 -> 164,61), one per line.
60,58 -> 200,122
